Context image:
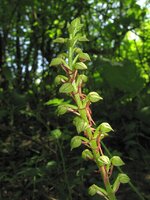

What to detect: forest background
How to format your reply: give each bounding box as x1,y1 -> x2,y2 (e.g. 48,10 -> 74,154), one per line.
0,0 -> 150,200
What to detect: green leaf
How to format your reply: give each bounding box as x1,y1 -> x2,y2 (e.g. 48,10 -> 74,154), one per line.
59,83 -> 74,93
119,173 -> 130,184
82,149 -> 93,160
54,75 -> 68,85
50,58 -> 63,66
51,129 -> 62,139
53,37 -> 66,43
73,116 -> 88,133
44,98 -> 64,106
74,62 -> 87,70
99,122 -> 114,133
87,92 -> 103,102
111,156 -> 125,167
98,155 -> 110,166
70,136 -> 82,150
78,52 -> 91,61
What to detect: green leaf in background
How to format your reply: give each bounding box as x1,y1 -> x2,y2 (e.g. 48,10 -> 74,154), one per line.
101,59 -> 146,96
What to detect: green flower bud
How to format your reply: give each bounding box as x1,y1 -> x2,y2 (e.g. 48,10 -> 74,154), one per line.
70,136 -> 82,150
78,52 -> 91,61
74,48 -> 82,54
98,155 -> 110,166
119,173 -> 130,184
56,105 -> 68,115
88,184 -> 97,196
73,116 -> 88,133
87,92 -> 103,102
54,75 -> 68,85
74,62 -> 87,70
59,83 -> 74,93
78,35 -> 89,42
99,122 -> 114,133
82,149 -> 93,160
111,156 -> 125,167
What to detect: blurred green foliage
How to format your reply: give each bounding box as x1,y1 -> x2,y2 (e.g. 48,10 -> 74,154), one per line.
0,0 -> 150,200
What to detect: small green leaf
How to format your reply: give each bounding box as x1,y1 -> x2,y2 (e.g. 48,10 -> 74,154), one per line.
87,92 -> 103,102
99,122 -> 114,133
111,156 -> 125,167
51,129 -> 62,139
78,52 -> 91,61
59,83 -> 74,93
70,136 -> 82,150
53,37 -> 66,43
119,173 -> 130,184
82,149 -> 93,160
98,155 -> 110,166
54,75 -> 68,85
50,58 -> 63,66
74,62 -> 87,70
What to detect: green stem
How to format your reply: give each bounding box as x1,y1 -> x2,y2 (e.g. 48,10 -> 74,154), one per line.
68,34 -> 116,200
101,141 -> 145,200
74,92 -> 117,200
